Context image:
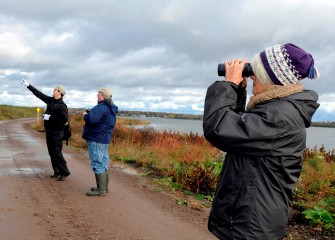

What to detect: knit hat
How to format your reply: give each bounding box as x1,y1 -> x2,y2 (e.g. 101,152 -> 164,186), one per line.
98,87 -> 112,99
251,43 -> 320,85
53,85 -> 66,95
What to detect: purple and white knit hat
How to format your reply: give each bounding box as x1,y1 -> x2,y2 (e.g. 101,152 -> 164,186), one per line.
252,43 -> 320,85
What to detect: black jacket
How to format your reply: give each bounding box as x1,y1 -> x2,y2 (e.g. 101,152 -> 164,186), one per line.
27,85 -> 68,131
203,81 -> 319,240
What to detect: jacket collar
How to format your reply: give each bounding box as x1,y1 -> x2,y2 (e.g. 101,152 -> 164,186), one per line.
247,84 -> 303,110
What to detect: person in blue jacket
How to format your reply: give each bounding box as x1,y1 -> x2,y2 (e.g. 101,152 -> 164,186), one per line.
82,87 -> 118,196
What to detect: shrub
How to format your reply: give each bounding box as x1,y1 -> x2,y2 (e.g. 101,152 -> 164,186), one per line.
168,160 -> 223,194
296,148 -> 335,207
303,197 -> 335,232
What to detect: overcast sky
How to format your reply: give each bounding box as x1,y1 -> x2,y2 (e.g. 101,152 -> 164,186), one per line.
1,0 -> 334,121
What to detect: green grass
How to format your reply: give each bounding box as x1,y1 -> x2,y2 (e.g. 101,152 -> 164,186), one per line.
0,105 -> 39,120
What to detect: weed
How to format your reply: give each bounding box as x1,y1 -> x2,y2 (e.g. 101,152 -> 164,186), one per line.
168,160 -> 222,194
154,176 -> 174,187
184,190 -> 192,196
173,197 -> 190,205
303,207 -> 334,230
195,194 -> 206,200
139,171 -> 153,177
205,195 -> 214,202
195,194 -> 214,202
302,197 -> 335,232
115,156 -> 137,164
295,148 -> 335,208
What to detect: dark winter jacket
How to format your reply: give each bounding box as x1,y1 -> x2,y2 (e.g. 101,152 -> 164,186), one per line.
82,100 -> 118,144
203,81 -> 319,240
27,85 -> 68,131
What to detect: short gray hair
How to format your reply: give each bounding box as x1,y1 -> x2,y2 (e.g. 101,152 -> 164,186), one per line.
98,87 -> 112,100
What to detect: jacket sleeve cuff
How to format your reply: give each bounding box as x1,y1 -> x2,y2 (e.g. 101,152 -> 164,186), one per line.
226,81 -> 240,91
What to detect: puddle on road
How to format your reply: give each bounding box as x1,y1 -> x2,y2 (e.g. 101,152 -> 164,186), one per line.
113,162 -> 139,175
0,135 -> 8,140
9,167 -> 45,175
121,168 -> 138,175
6,167 -> 45,176
0,157 -> 13,162
9,134 -> 35,139
0,133 -> 37,140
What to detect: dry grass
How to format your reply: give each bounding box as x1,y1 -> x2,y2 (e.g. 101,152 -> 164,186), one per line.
295,148 -> 335,207
67,113 -> 221,193
67,113 -> 335,199
0,105 -> 37,120
30,112 -> 335,234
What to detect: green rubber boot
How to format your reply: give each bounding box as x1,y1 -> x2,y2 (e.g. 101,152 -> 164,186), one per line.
90,170 -> 109,193
106,170 -> 109,193
86,172 -> 107,196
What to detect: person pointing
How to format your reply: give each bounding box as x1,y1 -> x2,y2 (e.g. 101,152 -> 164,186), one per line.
21,79 -> 71,181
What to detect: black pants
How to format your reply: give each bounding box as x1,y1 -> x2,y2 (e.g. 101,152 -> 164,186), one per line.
46,130 -> 70,177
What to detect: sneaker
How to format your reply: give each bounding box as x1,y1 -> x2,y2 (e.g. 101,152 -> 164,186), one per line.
50,174 -> 59,178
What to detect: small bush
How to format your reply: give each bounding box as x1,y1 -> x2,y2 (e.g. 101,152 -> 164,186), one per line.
303,198 -> 335,232
296,148 -> 335,207
168,160 -> 222,194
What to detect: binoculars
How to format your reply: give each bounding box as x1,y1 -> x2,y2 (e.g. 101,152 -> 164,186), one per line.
217,63 -> 254,77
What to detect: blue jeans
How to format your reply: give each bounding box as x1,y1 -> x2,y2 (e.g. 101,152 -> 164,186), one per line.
87,141 -> 110,174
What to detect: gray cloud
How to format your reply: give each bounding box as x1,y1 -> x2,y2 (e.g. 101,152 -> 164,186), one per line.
1,0 -> 335,120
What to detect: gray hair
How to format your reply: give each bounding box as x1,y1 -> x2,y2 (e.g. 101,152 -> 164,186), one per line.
98,87 -> 112,100
251,54 -> 273,85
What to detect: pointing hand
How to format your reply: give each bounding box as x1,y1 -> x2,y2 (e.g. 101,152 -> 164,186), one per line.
20,78 -> 30,87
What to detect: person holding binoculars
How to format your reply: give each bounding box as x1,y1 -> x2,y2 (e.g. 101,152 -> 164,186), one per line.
82,87 -> 118,196
203,43 -> 320,240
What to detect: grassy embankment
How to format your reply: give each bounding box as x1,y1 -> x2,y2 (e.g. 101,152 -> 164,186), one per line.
0,105 -> 37,120
69,113 -> 222,195
70,112 -> 335,235
1,105 -> 334,235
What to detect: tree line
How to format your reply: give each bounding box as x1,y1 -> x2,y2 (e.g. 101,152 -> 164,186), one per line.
118,110 -> 335,128
118,110 -> 203,120
1,105 -> 334,127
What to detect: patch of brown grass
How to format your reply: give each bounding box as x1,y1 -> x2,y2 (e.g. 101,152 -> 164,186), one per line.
295,147 -> 335,208
67,113 -> 221,193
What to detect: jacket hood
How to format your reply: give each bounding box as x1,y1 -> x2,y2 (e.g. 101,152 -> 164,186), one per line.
103,99 -> 118,114
285,90 -> 320,127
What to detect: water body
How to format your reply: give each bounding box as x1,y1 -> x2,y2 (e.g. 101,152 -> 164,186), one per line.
125,117 -> 335,151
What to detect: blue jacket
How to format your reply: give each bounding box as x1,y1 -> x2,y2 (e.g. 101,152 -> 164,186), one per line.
82,100 -> 118,144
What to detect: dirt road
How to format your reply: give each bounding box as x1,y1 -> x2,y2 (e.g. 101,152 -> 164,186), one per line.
0,118 -> 216,240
